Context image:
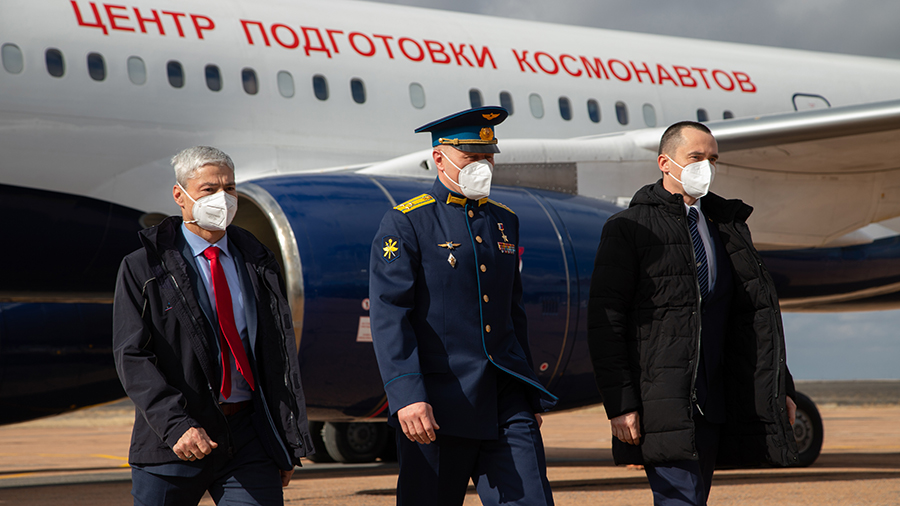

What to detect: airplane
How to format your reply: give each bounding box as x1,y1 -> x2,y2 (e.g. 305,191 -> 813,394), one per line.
2,0 -> 900,468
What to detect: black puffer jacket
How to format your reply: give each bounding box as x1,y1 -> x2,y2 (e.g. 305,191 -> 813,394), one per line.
587,180 -> 798,467
113,217 -> 313,469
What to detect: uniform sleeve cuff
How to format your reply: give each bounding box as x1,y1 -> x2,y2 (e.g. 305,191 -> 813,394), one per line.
384,373 -> 428,416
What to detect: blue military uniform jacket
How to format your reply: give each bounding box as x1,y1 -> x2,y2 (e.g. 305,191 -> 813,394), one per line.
369,178 -> 557,440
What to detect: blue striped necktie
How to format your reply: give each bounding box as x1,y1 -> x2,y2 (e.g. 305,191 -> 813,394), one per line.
687,207 -> 709,300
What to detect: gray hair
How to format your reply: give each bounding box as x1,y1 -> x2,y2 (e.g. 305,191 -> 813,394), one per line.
171,146 -> 235,186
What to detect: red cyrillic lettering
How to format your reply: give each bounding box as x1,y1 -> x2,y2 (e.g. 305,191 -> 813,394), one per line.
424,40 -> 450,64
104,4 -> 134,32
629,61 -> 655,84
712,69 -> 735,91
134,7 -> 164,35
271,24 -> 299,49
608,59 -> 632,81
449,43 -> 473,66
373,34 -> 395,59
471,45 -> 496,69
733,71 -> 757,93
161,11 -> 186,38
534,52 -> 558,74
190,14 -> 214,40
512,50 -> 536,73
559,54 -> 582,77
691,67 -> 711,89
580,56 -> 608,79
325,29 -> 344,53
241,20 -> 269,46
302,27 -> 332,57
71,1 -> 108,35
398,37 -> 424,61
349,32 -> 375,57
672,66 -> 696,87
656,64 -> 678,86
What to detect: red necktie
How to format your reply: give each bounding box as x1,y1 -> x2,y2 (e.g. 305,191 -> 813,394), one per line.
203,246 -> 255,399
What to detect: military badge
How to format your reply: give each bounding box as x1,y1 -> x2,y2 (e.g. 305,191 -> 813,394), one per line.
479,127 -> 494,141
482,113 -> 500,120
498,242 -> 516,254
497,223 -> 509,242
447,252 -> 457,268
382,236 -> 400,263
438,241 -> 461,250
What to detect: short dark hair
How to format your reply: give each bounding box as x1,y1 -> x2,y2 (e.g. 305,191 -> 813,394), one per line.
658,121 -> 712,156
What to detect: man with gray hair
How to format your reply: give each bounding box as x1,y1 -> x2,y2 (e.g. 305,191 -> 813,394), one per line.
113,146 -> 314,505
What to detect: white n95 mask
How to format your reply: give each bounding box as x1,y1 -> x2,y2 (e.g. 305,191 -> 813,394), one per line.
665,156 -> 714,199
179,184 -> 238,232
441,153 -> 494,201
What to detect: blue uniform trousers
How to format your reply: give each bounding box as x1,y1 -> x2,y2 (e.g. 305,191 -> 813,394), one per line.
131,408 -> 284,506
644,413 -> 722,506
395,380 -> 554,506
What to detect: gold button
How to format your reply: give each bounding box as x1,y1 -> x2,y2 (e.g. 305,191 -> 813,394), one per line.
483,295 -> 489,302
485,325 -> 491,333
468,210 -> 474,218
488,354 -> 493,361
476,235 -> 483,243
480,264 -> 486,272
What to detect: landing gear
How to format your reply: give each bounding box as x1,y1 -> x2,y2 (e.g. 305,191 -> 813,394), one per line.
320,422 -> 396,463
792,391 -> 824,467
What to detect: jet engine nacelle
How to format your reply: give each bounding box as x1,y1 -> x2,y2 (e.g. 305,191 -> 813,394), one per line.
235,174 -> 619,420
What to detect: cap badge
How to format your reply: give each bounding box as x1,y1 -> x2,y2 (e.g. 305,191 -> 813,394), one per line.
482,113 -> 500,120
480,127 -> 494,141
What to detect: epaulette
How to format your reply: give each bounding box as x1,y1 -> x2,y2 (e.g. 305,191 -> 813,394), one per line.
394,194 -> 435,214
488,199 -> 515,214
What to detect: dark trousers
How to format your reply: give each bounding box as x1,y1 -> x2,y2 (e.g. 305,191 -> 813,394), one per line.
645,414 -> 722,506
131,408 -> 283,506
395,383 -> 554,506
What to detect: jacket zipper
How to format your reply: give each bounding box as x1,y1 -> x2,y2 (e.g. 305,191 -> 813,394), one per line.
683,208 -> 704,417
155,250 -> 235,456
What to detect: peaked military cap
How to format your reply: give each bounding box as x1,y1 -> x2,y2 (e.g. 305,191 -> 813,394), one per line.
415,106 -> 509,153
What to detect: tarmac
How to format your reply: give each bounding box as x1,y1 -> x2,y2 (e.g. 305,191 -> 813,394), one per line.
0,380 -> 898,505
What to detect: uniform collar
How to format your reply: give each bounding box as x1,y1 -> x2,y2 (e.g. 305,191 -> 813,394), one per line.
431,178 -> 488,207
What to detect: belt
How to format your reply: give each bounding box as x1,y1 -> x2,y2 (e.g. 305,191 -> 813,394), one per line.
219,400 -> 252,416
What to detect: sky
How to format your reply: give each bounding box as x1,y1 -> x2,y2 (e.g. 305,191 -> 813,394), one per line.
370,0 -> 900,380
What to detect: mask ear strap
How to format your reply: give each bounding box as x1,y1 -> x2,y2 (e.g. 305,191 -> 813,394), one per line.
178,183 -> 199,224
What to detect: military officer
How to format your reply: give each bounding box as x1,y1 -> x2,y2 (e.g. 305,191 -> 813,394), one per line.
369,107 -> 557,506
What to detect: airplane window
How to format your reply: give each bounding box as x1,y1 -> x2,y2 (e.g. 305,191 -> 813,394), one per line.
45,48 -> 65,78
409,82 -> 426,109
313,74 -> 329,100
615,101 -> 628,125
499,91 -> 514,115
242,68 -> 258,95
723,110 -> 734,120
127,56 -> 146,85
697,108 -> 709,122
87,53 -> 105,81
642,103 -> 657,127
1,44 -> 23,74
167,60 -> 184,88
205,64 -> 222,92
469,88 -> 483,108
529,93 -> 544,119
587,99 -> 600,123
277,71 -> 294,98
351,78 -> 366,104
558,96 -> 572,121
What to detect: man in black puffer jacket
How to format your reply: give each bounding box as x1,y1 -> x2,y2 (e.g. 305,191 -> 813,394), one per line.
588,122 -> 798,506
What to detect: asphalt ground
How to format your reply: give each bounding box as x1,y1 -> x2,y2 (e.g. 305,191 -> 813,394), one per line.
0,381 -> 898,505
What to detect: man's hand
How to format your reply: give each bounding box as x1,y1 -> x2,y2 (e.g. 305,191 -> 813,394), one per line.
397,402 -> 440,444
786,395 -> 797,426
610,411 -> 641,445
173,427 -> 218,461
280,469 -> 294,487
535,412 -> 543,429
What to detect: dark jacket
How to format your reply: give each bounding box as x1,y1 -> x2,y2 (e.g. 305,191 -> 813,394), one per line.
369,179 -> 557,440
113,216 -> 313,469
587,180 -> 798,467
